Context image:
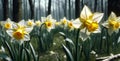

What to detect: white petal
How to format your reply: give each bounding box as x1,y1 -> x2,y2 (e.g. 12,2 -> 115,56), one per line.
81,28 -> 87,33
80,5 -> 92,20
18,20 -> 26,26
6,18 -> 11,22
41,17 -> 46,22
12,23 -> 18,29
79,32 -> 89,41
47,28 -> 51,32
6,30 -> 13,37
23,34 -> 30,41
25,27 -> 33,33
102,22 -> 109,28
115,29 -> 119,33
86,31 -> 91,36
93,13 -> 104,23
47,15 -> 52,19
0,21 -> 5,26
108,12 -> 117,21
72,18 -> 81,29
116,17 -> 120,22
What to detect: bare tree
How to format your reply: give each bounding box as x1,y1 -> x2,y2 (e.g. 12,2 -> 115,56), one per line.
29,0 -> 34,19
48,0 -> 51,15
69,0 -> 71,19
13,0 -> 22,22
75,0 -> 80,18
3,0 -> 8,20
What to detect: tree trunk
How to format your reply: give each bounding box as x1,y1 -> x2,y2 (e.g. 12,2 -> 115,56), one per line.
13,0 -> 22,22
3,0 -> 8,20
69,0 -> 71,19
75,0 -> 80,18
48,0 -> 51,15
29,0 -> 34,19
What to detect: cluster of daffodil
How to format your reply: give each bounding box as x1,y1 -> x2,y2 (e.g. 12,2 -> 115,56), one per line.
0,5 -> 120,43
0,5 -> 120,61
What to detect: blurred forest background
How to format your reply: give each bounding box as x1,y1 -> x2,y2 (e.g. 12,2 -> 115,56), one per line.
0,0 -> 110,22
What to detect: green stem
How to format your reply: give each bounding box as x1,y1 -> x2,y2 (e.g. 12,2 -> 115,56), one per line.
107,30 -> 110,55
37,23 -> 45,61
75,28 -> 80,61
29,43 -> 37,61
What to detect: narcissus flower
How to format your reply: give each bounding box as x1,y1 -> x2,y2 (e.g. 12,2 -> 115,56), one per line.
55,21 -> 61,28
41,15 -> 56,32
60,17 -> 68,28
35,20 -> 41,27
60,17 -> 67,25
79,5 -> 104,41
26,19 -> 35,27
67,20 -> 75,31
6,20 -> 33,44
102,12 -> 120,35
1,18 -> 14,30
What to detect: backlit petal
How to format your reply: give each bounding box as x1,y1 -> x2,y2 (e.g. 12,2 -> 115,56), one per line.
80,5 -> 92,20
93,13 -> 104,23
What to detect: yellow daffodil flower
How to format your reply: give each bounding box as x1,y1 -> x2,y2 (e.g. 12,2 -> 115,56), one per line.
102,12 -> 120,35
79,5 -> 104,41
1,18 -> 13,29
59,17 -> 68,29
12,25 -> 27,40
26,19 -> 35,27
41,15 -> 56,32
67,20 -> 74,31
60,17 -> 67,25
45,21 -> 52,28
6,20 -> 33,44
35,20 -> 41,27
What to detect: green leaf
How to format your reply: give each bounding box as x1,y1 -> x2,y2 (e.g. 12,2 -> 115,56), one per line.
24,48 -> 31,61
59,32 -> 66,39
29,43 -> 37,61
65,38 -> 74,46
21,49 -> 25,61
4,40 -> 15,60
0,53 -> 12,61
62,44 -> 74,61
